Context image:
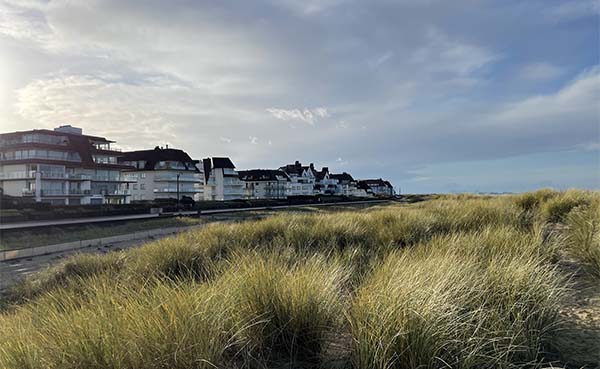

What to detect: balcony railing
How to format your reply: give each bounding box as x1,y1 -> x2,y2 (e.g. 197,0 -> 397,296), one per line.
40,189 -> 91,196
154,175 -> 201,182
153,188 -> 202,193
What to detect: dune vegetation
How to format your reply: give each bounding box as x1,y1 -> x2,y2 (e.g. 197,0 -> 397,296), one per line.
1,189 -> 598,368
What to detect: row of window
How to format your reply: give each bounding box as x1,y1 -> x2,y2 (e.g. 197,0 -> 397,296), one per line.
0,133 -> 68,147
1,150 -> 81,162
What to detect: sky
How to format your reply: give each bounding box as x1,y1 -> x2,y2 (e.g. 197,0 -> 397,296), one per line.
0,0 -> 598,193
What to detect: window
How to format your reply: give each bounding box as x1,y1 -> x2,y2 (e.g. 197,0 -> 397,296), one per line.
133,184 -> 138,190
140,184 -> 146,190
141,173 -> 146,179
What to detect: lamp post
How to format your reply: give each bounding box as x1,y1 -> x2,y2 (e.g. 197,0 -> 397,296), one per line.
176,173 -> 180,209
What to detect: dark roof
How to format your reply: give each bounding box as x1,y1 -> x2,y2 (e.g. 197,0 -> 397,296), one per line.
202,157 -> 237,181
314,167 -> 329,181
330,172 -> 355,182
238,169 -> 290,182
280,161 -> 319,177
211,157 -> 235,169
0,129 -> 114,143
118,148 -> 199,171
0,128 -> 133,170
359,179 -> 393,188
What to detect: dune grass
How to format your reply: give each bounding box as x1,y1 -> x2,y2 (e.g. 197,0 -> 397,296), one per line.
1,189 -> 598,368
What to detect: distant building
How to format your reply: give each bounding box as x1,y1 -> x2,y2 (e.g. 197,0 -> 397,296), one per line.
203,157 -> 244,200
330,172 -> 370,197
279,161 -> 317,196
314,167 -> 338,195
118,147 -> 203,202
238,169 -> 290,199
0,125 -> 135,205
358,179 -> 394,197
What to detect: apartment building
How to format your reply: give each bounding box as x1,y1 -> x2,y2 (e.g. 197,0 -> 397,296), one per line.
203,157 -> 244,201
330,172 -> 370,197
238,169 -> 290,199
118,147 -> 203,202
0,125 -> 135,205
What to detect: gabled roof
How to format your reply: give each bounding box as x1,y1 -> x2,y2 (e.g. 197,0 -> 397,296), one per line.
330,172 -> 355,182
118,148 -> 199,171
238,169 -> 290,182
314,167 -> 329,181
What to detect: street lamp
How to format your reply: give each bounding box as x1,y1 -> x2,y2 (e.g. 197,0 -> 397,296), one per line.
176,173 -> 180,208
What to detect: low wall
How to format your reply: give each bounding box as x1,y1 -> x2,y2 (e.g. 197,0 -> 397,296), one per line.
0,224 -> 205,262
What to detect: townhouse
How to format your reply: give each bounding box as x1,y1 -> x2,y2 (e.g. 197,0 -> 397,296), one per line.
238,169 -> 290,199
279,161 -> 317,196
202,157 -> 245,201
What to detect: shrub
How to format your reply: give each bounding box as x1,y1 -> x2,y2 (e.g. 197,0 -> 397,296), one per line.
226,252 -> 349,364
540,190 -> 592,223
562,203 -> 600,277
349,231 -> 565,369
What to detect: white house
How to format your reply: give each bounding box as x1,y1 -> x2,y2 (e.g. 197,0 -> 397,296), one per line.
314,167 -> 339,195
279,161 -> 317,196
203,157 -> 245,201
118,147 -> 203,202
330,172 -> 370,197
238,169 -> 290,199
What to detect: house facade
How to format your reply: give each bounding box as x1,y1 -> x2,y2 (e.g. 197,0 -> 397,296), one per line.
118,147 -> 203,202
279,161 -> 317,196
0,125 -> 135,205
238,169 -> 290,199
203,157 -> 245,201
358,179 -> 395,197
330,172 -> 370,197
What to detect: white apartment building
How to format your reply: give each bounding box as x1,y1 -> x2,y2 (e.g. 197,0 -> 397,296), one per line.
0,125 -> 135,205
238,169 -> 290,199
202,157 -> 245,201
330,172 -> 371,197
118,147 -> 203,202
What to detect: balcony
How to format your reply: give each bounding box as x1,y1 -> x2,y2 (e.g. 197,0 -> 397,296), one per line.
39,189 -> 91,196
154,174 -> 201,182
0,171 -> 35,180
153,188 -> 202,193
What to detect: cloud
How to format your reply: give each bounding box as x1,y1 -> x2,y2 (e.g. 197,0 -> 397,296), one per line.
544,0 -> 600,22
517,62 -> 564,81
0,0 -> 597,192
266,107 -> 330,125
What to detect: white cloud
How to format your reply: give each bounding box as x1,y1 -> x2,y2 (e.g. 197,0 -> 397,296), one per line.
368,51 -> 393,69
220,137 -> 232,143
266,107 -> 330,125
249,136 -> 258,144
544,0 -> 600,22
494,66 -> 599,124
517,62 -> 564,81
411,28 -> 497,77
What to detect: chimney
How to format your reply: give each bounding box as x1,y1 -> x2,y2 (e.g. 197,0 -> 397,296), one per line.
295,160 -> 300,166
165,144 -> 169,149
309,163 -> 314,170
